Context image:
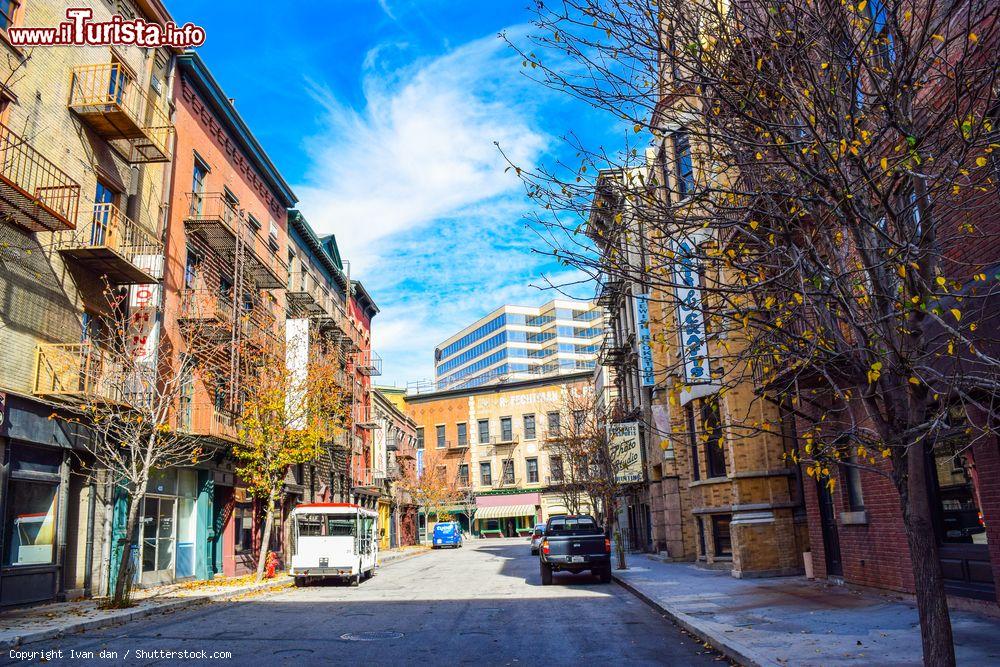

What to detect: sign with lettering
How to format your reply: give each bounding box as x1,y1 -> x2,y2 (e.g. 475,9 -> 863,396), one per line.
673,240 -> 711,383
634,293 -> 655,387
607,421 -> 643,484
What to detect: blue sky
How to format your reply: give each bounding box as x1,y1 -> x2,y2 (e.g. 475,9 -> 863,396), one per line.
169,0 -> 613,386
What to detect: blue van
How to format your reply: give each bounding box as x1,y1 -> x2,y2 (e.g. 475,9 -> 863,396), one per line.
432,521 -> 463,549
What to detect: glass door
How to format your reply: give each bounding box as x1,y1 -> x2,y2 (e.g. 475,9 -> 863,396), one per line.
141,496 -> 177,586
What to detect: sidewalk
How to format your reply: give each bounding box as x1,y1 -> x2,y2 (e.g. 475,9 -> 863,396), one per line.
613,555 -> 1000,666
0,545 -> 429,651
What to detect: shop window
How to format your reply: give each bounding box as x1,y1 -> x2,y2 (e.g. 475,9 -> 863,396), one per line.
234,502 -> 253,554
3,480 -> 58,566
712,515 -> 732,557
933,440 -> 988,545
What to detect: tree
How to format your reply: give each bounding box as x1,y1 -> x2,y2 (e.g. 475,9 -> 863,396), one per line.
508,1 -> 999,663
44,281 -> 225,606
233,325 -> 350,579
403,447 -> 461,539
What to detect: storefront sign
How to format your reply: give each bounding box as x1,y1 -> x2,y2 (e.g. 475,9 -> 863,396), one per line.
128,281 -> 160,366
673,240 -> 711,383
634,293 -> 655,387
607,421 -> 643,484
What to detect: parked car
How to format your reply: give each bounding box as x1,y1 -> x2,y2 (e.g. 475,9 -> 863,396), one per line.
529,523 -> 546,555
432,521 -> 463,549
538,515 -> 612,585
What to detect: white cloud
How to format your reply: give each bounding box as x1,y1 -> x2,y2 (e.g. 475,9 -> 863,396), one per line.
295,29 -> 588,386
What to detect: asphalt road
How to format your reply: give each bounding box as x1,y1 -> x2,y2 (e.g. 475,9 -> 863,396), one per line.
4,539 -> 725,666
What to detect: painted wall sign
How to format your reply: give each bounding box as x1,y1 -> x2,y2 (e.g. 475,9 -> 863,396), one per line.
634,293 -> 655,387
607,421 -> 644,484
673,240 -> 711,383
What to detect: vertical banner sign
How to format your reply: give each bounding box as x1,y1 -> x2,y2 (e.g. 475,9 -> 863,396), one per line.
607,421 -> 643,484
285,318 -> 309,430
634,293 -> 655,387
127,283 -> 160,366
673,240 -> 711,383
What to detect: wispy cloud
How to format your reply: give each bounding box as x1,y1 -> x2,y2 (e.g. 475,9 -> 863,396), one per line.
296,29 -> 562,385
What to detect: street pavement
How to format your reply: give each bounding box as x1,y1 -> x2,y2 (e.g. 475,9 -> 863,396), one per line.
2,539 -> 725,666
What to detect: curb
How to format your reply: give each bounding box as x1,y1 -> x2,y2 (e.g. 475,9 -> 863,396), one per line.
0,577 -> 292,652
377,549 -> 431,568
2,548 -> 433,651
612,573 -> 762,667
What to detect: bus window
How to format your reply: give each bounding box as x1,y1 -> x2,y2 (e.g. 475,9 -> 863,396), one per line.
327,517 -> 356,536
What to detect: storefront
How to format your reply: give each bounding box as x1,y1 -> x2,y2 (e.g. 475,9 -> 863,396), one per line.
474,493 -> 541,537
378,498 -> 391,550
110,466 -> 214,588
0,394 -> 89,607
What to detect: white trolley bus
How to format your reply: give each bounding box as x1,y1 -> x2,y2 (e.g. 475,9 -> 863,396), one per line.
289,503 -> 378,587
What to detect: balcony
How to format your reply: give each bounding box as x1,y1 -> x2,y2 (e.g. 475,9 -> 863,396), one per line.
287,271 -> 328,315
178,401 -> 238,443
354,406 -> 379,430
32,343 -> 123,403
450,438 -> 470,451
485,434 -> 518,450
68,64 -> 173,163
183,193 -> 287,289
385,463 -> 402,480
238,300 -> 277,342
0,121 -> 80,232
597,338 -> 630,366
57,203 -> 162,283
353,350 -> 382,376
178,289 -> 234,340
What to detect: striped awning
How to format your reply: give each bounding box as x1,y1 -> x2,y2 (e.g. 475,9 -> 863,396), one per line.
475,504 -> 537,520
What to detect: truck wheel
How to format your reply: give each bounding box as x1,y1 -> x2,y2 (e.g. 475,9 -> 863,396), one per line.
598,566 -> 612,584
350,573 -> 360,587
540,562 -> 553,586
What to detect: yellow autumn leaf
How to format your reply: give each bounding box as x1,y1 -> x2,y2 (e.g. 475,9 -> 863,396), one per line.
976,156 -> 988,167
936,276 -> 946,286
950,308 -> 962,321
969,33 -> 979,44
908,377 -> 920,385
880,157 -> 888,170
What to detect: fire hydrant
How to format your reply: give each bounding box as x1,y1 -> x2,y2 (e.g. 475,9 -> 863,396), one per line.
265,551 -> 279,579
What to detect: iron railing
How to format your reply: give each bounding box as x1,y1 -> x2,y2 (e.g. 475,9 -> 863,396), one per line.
33,343 -> 121,401
0,121 -> 80,232
178,400 -> 238,442
57,202 -> 163,281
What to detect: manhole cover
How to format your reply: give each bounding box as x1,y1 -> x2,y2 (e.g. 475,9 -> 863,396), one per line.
340,631 -> 404,641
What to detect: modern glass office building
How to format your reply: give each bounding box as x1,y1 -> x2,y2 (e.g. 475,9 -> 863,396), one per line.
430,300 -> 605,391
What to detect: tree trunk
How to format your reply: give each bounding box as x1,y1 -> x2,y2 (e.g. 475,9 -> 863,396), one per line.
112,493 -> 142,605
899,447 -> 956,667
255,487 -> 277,581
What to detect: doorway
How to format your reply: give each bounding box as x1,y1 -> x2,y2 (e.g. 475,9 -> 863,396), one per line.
816,480 -> 843,577
141,496 -> 176,586
505,518 -> 516,537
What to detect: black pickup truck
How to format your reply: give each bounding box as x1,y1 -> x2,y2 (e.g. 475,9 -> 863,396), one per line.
538,515 -> 612,584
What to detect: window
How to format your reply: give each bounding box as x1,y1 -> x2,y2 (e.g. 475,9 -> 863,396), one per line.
4,479 -> 58,566
549,456 -> 564,482
480,462 -> 492,486
458,464 -> 469,486
457,423 -> 468,447
686,404 -> 700,481
696,517 -> 706,557
844,457 -> 865,511
184,246 -> 202,289
523,414 -> 536,440
500,417 -> 512,442
701,397 -> 727,478
547,411 -> 561,437
478,419 -> 490,444
0,1 -> 19,30
233,501 -> 253,554
673,131 -> 694,198
436,425 -> 446,448
91,181 -> 117,246
712,515 -> 732,557
573,410 -> 586,433
526,458 -> 539,484
416,427 -> 424,450
502,460 -> 515,485
547,516 -> 599,536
